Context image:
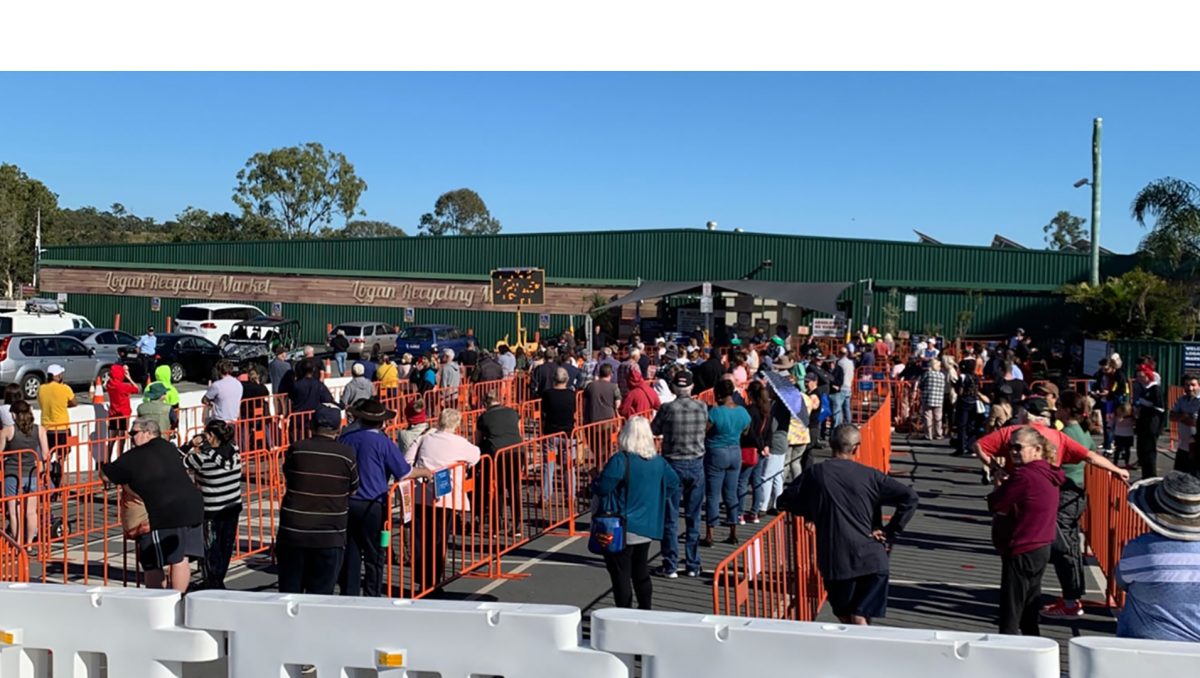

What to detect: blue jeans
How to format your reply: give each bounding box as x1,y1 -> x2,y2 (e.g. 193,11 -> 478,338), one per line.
704,445 -> 741,527
737,462 -> 755,515
830,391 -> 851,428
752,453 -> 786,513
661,457 -> 703,572
334,352 -> 348,376
542,437 -> 577,501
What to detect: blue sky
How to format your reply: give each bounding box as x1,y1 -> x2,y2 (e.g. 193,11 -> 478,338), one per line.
1,72 -> 1197,252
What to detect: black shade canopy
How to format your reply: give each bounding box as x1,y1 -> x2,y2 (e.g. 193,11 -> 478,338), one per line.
594,280 -> 853,316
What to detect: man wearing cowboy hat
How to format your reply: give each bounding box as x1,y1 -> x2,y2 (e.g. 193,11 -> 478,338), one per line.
338,398 -> 432,597
1116,471 -> 1200,641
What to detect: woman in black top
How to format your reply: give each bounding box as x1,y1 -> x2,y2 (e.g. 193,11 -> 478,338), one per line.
1133,366 -> 1164,477
739,381 -> 772,523
952,359 -> 988,457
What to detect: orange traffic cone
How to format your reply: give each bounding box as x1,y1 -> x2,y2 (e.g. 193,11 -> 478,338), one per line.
92,376 -> 105,406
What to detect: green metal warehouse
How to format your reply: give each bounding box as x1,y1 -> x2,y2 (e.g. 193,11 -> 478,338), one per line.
36,229 -> 1136,346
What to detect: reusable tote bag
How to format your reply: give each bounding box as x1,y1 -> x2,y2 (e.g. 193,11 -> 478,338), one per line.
587,452 -> 630,555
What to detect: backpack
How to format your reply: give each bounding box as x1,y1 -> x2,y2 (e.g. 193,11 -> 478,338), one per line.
817,393 -> 832,424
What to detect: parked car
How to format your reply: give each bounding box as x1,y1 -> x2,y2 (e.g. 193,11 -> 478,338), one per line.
0,334 -> 112,399
330,321 -> 399,357
396,324 -> 470,358
0,303 -> 94,334
60,328 -> 139,364
175,303 -> 264,346
119,333 -> 223,385
222,316 -> 304,373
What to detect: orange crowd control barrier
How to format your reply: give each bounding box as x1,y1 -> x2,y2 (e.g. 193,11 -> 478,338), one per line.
711,513 -> 826,621
1082,463 -> 1148,608
0,530 -> 28,583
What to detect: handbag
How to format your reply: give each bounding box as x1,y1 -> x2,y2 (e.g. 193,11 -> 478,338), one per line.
741,446 -> 759,468
119,486 -> 151,540
588,452 -> 630,555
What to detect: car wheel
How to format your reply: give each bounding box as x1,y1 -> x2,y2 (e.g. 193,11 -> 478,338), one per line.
21,373 -> 42,400
170,362 -> 185,384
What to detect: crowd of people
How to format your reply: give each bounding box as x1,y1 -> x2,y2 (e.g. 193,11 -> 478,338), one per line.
3,320 -> 1198,647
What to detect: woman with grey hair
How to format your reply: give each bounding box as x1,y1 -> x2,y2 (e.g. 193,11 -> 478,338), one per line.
591,416 -> 680,609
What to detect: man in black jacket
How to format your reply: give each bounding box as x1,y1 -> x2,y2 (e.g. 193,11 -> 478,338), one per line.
693,349 -> 725,393
475,392 -> 524,534
330,329 -> 351,377
779,424 -> 918,625
474,351 -> 505,383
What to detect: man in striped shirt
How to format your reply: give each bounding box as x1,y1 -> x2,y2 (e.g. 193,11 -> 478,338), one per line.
276,404 -> 360,594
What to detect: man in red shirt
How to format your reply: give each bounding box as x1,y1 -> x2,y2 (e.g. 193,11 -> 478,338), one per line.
973,398 -> 1129,486
105,363 -> 141,462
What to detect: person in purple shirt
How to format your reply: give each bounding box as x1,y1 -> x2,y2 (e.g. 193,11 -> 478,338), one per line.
594,347 -> 621,378
337,398 -> 430,596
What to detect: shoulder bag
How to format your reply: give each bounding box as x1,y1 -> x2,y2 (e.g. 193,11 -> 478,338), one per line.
588,452 -> 630,555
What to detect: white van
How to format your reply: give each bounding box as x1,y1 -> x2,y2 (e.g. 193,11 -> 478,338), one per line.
175,303 -> 264,345
0,310 -> 94,335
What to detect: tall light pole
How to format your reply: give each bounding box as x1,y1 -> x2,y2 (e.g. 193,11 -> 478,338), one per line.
1073,117 -> 1103,286
1091,117 -> 1102,286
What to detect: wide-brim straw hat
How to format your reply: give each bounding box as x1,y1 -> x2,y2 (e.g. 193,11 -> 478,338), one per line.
1128,472 -> 1200,542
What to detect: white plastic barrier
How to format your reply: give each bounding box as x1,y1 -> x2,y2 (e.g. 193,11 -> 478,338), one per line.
185,590 -> 627,678
0,583 -> 221,678
590,609 -> 1060,678
1070,636 -> 1200,677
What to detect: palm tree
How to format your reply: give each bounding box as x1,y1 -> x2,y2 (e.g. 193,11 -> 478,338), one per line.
1132,177 -> 1200,264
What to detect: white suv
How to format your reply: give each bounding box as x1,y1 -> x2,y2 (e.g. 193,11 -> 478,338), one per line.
175,303 -> 265,346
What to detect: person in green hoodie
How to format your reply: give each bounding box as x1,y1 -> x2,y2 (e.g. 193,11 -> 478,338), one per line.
146,365 -> 181,432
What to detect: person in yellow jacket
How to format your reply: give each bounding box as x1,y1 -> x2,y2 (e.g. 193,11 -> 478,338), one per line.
375,353 -> 400,403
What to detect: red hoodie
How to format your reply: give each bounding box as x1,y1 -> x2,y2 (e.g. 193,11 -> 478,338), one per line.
105,364 -> 140,417
619,370 -> 661,418
987,459 -> 1064,557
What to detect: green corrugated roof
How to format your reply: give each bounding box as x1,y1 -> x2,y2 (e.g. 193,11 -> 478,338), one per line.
42,228 -> 1137,291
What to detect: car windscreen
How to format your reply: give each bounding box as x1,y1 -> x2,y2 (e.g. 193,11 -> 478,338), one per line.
176,308 -> 210,321
61,329 -> 91,339
154,337 -> 179,352
0,318 -> 10,334
399,328 -> 433,341
334,325 -> 363,336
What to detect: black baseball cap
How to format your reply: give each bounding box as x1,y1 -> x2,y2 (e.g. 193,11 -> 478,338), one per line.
672,370 -> 694,388
1023,397 -> 1054,417
314,404 -> 343,431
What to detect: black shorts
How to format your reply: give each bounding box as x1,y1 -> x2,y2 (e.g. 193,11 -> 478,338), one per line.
108,416 -> 129,433
46,429 -> 69,453
137,525 -> 204,571
826,573 -> 889,620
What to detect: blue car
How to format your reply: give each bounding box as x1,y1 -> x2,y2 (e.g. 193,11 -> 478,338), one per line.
395,324 -> 470,358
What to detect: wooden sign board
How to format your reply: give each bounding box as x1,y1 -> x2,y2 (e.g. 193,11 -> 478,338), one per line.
39,267 -> 624,316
